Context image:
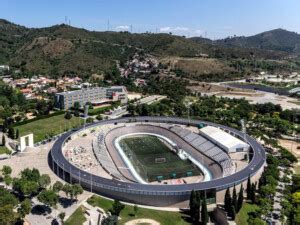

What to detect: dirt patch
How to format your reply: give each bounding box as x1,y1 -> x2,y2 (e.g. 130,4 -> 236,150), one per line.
216,92 -> 264,97
161,57 -> 234,76
278,139 -> 300,158
125,219 -> 160,225
42,38 -> 73,58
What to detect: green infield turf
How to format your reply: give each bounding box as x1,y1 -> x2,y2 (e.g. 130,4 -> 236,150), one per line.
119,135 -> 201,182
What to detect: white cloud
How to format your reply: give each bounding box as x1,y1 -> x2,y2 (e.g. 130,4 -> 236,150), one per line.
195,29 -> 204,35
173,27 -> 189,32
159,26 -> 204,37
160,27 -> 172,32
116,25 -> 130,30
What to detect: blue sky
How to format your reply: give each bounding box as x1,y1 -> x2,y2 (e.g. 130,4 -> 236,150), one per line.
1,0 -> 300,39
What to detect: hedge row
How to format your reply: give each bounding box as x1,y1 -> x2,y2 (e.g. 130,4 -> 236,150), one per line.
88,106 -> 112,116
13,111 -> 65,127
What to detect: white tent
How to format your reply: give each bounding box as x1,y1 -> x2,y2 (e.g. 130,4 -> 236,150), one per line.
199,126 -> 249,153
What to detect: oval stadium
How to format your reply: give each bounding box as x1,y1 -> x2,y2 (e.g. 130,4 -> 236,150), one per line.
50,116 -> 266,207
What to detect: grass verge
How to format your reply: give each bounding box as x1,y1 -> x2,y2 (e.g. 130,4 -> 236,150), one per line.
87,195 -> 189,225
235,203 -> 259,225
65,206 -> 86,225
0,146 -> 10,154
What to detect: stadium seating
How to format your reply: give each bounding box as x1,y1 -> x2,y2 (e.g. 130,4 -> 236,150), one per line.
169,126 -> 235,177
92,127 -> 126,181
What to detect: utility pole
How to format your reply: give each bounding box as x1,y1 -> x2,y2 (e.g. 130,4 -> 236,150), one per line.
79,170 -> 81,185
84,104 -> 89,132
90,174 -> 93,192
70,166 -> 72,183
63,163 -> 65,180
240,119 -> 249,160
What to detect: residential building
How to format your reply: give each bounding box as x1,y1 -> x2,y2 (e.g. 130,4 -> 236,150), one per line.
55,86 -> 128,110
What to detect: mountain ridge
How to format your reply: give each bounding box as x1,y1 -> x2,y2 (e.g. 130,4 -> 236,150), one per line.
0,19 -> 298,76
216,28 -> 300,53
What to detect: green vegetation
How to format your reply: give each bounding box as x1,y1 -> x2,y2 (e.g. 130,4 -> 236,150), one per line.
2,19 -> 297,78
87,195 -> 189,225
38,189 -> 58,207
235,203 -> 262,225
218,28 -> 300,53
65,207 -> 87,225
15,114 -> 83,143
88,105 -> 111,115
285,174 -> 300,224
0,166 -> 71,224
119,135 -> 201,182
0,166 -> 85,224
0,146 -> 10,154
128,96 -> 299,139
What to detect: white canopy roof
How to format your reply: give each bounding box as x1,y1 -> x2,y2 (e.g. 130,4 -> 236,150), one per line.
199,126 -> 249,152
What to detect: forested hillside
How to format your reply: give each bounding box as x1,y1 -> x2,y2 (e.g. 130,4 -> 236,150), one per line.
0,19 -> 299,77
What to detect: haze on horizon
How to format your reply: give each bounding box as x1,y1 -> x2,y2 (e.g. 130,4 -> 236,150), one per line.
1,0 -> 300,39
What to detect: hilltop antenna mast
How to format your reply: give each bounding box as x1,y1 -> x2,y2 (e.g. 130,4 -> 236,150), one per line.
130,24 -> 133,33
107,20 -> 110,31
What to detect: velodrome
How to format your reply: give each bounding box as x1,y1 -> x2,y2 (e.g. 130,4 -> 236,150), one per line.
50,116 -> 266,207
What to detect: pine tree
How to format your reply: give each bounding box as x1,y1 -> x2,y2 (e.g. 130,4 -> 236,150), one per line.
224,188 -> 232,213
201,194 -> 208,225
189,190 -> 200,223
189,190 -> 196,215
237,185 -> 244,213
247,176 -> 251,200
15,129 -> 19,140
230,206 -> 236,220
195,191 -> 201,223
8,127 -> 14,139
232,185 -> 237,212
2,135 -> 5,146
250,183 -> 256,204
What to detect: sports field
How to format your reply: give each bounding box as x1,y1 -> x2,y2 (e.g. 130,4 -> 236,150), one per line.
119,135 -> 201,182
15,114 -> 83,143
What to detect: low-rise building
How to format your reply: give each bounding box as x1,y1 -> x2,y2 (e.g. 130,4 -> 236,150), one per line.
0,65 -> 10,71
199,126 -> 250,153
55,86 -> 128,110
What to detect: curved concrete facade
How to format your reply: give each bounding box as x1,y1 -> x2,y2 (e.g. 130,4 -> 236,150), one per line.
50,116 -> 266,207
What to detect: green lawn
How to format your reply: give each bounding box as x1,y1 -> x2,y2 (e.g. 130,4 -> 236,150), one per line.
0,146 -> 10,155
65,207 -> 87,225
88,105 -> 111,115
236,203 -> 260,225
15,114 -> 83,143
87,195 -> 189,225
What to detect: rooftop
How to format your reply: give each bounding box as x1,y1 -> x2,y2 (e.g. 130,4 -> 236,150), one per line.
200,126 -> 249,150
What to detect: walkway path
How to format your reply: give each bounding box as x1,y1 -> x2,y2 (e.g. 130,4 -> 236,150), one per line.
125,218 -> 160,225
